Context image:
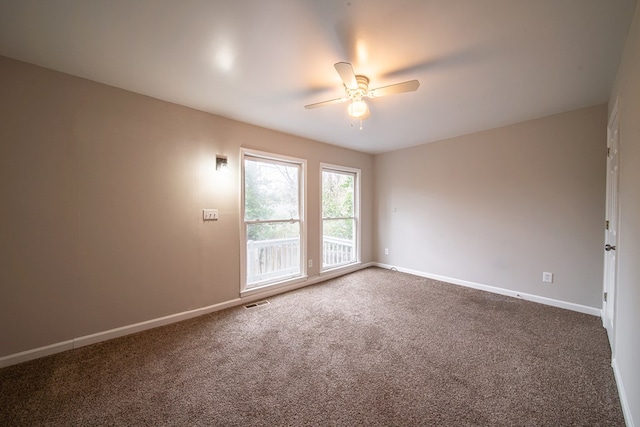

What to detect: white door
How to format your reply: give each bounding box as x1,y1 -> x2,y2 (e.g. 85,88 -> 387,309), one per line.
603,103 -> 620,347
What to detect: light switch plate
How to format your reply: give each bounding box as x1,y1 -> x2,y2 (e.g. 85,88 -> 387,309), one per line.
203,209 -> 218,221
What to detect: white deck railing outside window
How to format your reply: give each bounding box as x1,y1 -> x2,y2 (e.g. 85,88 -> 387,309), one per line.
246,236 -> 354,285
322,236 -> 355,268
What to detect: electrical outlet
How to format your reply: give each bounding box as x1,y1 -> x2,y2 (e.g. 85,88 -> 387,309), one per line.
308,259 -> 313,268
384,248 -> 389,255
542,272 -> 553,283
203,209 -> 218,221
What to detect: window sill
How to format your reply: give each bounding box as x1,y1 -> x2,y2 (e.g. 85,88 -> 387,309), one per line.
320,261 -> 361,276
240,275 -> 308,298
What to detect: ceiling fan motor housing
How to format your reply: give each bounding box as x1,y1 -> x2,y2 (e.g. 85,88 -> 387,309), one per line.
347,75 -> 370,99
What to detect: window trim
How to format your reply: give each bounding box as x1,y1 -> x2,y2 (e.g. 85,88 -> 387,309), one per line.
320,163 -> 361,273
240,148 -> 307,294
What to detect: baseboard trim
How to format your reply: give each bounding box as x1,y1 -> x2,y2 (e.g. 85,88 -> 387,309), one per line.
72,298 -> 244,350
0,340 -> 75,368
372,263 -> 601,317
0,298 -> 242,369
612,358 -> 635,427
0,262 -> 374,368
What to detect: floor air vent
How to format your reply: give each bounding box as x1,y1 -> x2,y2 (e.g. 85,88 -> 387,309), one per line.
244,300 -> 270,309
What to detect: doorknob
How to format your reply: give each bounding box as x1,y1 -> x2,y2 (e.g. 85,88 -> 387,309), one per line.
605,244 -> 616,251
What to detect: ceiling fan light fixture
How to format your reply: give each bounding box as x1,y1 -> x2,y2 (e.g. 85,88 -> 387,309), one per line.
348,99 -> 367,118
304,62 -> 419,122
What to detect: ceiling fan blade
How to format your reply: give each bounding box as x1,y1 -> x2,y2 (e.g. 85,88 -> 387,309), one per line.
304,97 -> 348,109
368,80 -> 420,97
334,62 -> 358,90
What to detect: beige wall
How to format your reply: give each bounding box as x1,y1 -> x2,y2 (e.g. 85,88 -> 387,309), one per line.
608,2 -> 640,423
374,104 -> 607,308
1,42 -> 636,421
0,56 -> 373,357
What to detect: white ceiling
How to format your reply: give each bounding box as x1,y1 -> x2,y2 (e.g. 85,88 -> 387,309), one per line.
0,0 -> 636,154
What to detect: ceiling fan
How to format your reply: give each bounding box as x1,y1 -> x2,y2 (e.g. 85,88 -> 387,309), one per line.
304,62 -> 420,120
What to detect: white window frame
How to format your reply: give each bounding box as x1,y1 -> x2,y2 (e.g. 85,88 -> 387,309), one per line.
240,148 -> 307,295
320,163 -> 361,273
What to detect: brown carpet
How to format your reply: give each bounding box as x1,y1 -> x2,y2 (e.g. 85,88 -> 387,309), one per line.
0,267 -> 624,426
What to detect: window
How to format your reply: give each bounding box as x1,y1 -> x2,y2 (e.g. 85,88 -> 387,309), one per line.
241,150 -> 305,291
321,164 -> 360,270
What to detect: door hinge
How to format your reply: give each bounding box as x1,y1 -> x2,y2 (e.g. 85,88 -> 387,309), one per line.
604,292 -> 608,302
607,147 -> 611,157
606,220 -> 610,230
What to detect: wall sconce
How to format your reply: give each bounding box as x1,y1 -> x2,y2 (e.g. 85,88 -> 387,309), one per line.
216,155 -> 228,172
